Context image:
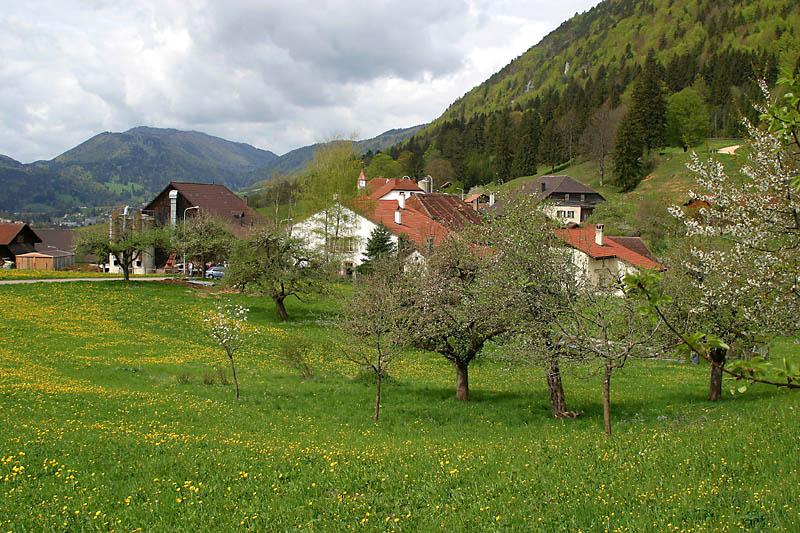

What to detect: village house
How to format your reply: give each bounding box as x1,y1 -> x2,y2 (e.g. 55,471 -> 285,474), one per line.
0,222 -> 42,266
295,174 -> 481,275
145,181 -> 265,238
489,175 -> 605,224
104,182 -> 267,275
556,223 -> 662,288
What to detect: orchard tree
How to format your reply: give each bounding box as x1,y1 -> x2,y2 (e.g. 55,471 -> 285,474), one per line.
226,228 -> 323,320
629,76 -> 800,400
342,256 -> 408,421
555,283 -> 662,436
403,235 -> 508,401
77,213 -> 168,282
483,194 -> 580,417
202,301 -> 256,400
177,213 -> 235,276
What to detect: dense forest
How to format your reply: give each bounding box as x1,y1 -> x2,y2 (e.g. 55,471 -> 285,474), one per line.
365,0 -> 800,192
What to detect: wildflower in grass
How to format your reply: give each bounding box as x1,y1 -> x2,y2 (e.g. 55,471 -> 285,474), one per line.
202,301 -> 256,399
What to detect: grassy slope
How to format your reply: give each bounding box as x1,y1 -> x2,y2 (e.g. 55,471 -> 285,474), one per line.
1,281 -> 798,530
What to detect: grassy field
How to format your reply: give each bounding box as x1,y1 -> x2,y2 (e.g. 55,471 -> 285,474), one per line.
1,281 -> 798,531
0,270 -> 174,281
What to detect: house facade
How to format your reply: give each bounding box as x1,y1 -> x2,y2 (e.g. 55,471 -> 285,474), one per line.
296,175 -> 475,274
489,175 -> 605,224
144,181 -> 264,238
0,223 -> 42,265
556,224 -> 662,288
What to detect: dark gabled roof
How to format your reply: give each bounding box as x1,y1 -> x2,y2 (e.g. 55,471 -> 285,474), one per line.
33,228 -> 76,253
486,175 -> 605,215
406,193 -> 483,231
145,182 -> 266,237
528,175 -> 603,198
0,223 -> 41,246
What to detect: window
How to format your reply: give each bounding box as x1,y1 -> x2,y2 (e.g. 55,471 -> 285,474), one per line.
567,210 -> 575,219
135,260 -> 142,267
580,194 -> 585,202
565,193 -> 570,201
327,236 -> 355,253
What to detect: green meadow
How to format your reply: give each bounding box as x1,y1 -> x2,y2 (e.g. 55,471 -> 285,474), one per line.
1,281 -> 798,531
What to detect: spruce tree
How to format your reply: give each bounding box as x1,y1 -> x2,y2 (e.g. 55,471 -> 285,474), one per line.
612,114 -> 644,192
630,50 -> 667,153
358,223 -> 395,273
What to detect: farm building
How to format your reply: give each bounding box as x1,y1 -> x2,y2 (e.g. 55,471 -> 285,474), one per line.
16,249 -> 75,271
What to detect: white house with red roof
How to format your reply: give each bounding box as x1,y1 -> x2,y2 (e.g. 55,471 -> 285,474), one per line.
295,173 -> 478,274
556,223 -> 662,288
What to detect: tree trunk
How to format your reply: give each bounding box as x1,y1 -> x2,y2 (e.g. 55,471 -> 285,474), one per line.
546,355 -> 567,418
374,372 -> 382,422
455,360 -> 469,402
228,353 -> 240,400
708,347 -> 726,401
274,297 -> 288,320
121,260 -> 130,282
603,363 -> 612,437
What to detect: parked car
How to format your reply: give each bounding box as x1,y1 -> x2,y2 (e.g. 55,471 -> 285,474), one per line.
205,266 -> 226,280
1,258 -> 14,269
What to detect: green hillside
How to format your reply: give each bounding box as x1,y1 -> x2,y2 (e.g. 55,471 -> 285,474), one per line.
0,127 -> 277,218
443,0 -> 799,121
380,0 -> 799,206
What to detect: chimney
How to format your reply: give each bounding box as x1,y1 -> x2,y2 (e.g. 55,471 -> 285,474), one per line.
169,189 -> 178,228
398,192 -> 406,210
489,192 -> 495,207
595,224 -> 604,246
395,207 -> 402,225
358,170 -> 367,189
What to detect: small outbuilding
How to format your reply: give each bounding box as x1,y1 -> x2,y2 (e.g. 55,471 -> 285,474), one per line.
15,249 -> 76,271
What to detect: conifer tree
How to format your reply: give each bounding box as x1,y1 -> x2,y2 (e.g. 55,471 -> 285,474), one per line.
630,50 -> 667,153
612,114 -> 644,191
358,223 -> 395,274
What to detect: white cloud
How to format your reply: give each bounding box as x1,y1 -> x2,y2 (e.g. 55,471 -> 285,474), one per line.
0,0 -> 601,162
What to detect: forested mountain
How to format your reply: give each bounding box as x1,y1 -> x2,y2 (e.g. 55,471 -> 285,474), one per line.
385,0 -> 800,191
0,127 -> 277,218
246,124 -> 426,183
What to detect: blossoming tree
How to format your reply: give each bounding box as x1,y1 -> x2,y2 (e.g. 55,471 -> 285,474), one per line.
203,301 -> 256,400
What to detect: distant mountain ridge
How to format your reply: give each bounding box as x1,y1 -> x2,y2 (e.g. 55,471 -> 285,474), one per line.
245,124 -> 426,184
0,126 -> 278,217
0,124 -> 425,218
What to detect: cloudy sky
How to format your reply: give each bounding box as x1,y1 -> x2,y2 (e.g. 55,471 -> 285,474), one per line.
1,0 -> 600,163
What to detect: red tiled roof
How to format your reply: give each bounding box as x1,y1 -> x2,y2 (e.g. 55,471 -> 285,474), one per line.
0,223 -> 41,246
556,224 -> 662,270
406,193 -> 483,231
352,199 -> 453,248
464,193 -> 488,203
366,177 -> 424,200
